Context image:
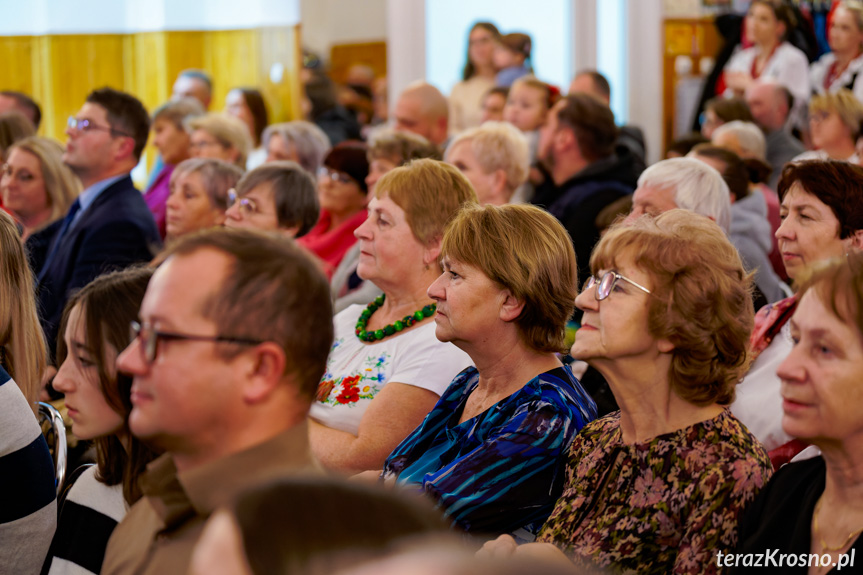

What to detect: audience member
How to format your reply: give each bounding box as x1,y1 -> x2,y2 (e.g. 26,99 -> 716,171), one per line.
810,0 -> 863,101
568,69 -> 647,167
0,208 -> 56,573
190,477 -> 447,575
745,80 -> 806,189
44,267 -> 161,575
494,33 -> 532,87
262,120 -> 331,175
145,98 -> 204,238
1,137 -> 80,275
224,88 -> 269,169
504,76 -> 555,135
531,93 -> 640,286
224,161 -> 319,238
479,86 -> 508,124
0,90 -> 42,129
332,129 -> 440,313
626,157 -> 731,232
724,0 -> 809,119
305,71 -> 362,146
712,120 -> 784,279
166,158 -> 243,240
171,69 -> 212,110
309,160 -> 475,473
297,142 -> 369,275
186,113 -> 251,170
731,253 -> 863,572
444,121 -> 529,205
700,95 -> 755,138
482,210 -> 772,574
732,160 -> 863,467
102,228 -> 332,574
382,204 -> 597,536
393,82 -> 449,147
39,87 -> 161,360
688,144 -> 787,305
795,89 -> 863,163
449,22 -> 501,133
0,110 -> 36,162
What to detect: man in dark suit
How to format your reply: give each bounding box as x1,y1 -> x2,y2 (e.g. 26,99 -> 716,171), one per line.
38,87 -> 161,359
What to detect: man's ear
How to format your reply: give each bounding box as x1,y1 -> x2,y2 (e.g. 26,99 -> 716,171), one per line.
499,289 -> 525,323
114,136 -> 136,163
242,342 -> 287,404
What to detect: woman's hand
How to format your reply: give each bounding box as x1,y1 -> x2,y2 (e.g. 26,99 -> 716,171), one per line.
478,536 -> 573,568
477,534 -> 519,559
724,71 -> 753,94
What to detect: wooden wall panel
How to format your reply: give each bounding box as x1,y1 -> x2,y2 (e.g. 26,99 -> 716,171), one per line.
329,41 -> 387,85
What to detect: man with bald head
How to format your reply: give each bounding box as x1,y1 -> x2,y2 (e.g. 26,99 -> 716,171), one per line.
394,82 -> 449,147
745,80 -> 804,189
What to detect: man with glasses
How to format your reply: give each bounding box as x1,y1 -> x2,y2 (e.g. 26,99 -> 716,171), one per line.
38,87 -> 161,362
102,228 -> 332,575
224,161 -> 319,238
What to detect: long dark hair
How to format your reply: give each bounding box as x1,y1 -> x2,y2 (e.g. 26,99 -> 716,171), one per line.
234,88 -> 269,147
462,22 -> 501,81
57,267 -> 161,504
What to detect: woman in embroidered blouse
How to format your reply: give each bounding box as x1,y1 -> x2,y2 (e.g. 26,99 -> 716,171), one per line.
731,253 -> 863,573
481,210 -> 773,574
381,203 -> 596,537
732,160 -> 863,467
45,267 -> 161,575
811,0 -> 863,102
309,159 -> 476,474
724,0 -> 809,113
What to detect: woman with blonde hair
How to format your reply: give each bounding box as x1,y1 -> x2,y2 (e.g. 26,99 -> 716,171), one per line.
811,0 -> 863,101
186,113 -> 251,169
795,89 -> 863,163
309,159 -> 476,473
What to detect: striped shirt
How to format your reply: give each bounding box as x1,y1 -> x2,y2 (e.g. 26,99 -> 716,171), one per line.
383,365 -> 597,537
0,365 -> 57,575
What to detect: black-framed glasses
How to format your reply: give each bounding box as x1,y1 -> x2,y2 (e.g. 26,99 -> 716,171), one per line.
317,167 -> 355,185
582,271 -> 652,301
227,188 -> 259,216
67,116 -> 132,138
130,321 -> 264,365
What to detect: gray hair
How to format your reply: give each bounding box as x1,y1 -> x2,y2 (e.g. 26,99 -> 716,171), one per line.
637,157 -> 731,233
445,121 -> 530,193
713,120 -> 767,161
171,157 -> 244,211
262,121 -> 331,175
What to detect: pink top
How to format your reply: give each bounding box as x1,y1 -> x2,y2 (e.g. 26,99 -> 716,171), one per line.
144,164 -> 174,240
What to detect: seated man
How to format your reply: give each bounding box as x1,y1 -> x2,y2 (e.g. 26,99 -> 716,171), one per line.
39,87 -> 161,359
102,228 -> 333,575
223,161 -> 320,238
393,82 -> 449,148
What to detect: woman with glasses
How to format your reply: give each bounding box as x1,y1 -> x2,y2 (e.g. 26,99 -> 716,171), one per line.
185,113 -> 251,170
379,203 -> 596,537
1,136 -> 80,274
297,142 -> 370,278
165,158 -> 243,241
481,210 -> 772,574
44,267 -> 161,575
310,159 -> 475,474
794,90 -> 863,164
223,161 -> 319,238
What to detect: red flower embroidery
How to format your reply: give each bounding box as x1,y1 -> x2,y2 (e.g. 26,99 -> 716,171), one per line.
337,385 -> 360,404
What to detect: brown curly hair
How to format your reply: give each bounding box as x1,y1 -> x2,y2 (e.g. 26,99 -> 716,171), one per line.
591,210 -> 755,406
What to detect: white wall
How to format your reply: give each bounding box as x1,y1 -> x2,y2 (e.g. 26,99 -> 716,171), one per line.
300,0 -> 387,60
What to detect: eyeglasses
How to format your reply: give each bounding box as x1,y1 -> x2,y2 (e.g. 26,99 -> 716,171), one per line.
227,188 -> 260,216
67,116 -> 132,138
582,271 -> 652,301
130,320 -> 264,364
317,167 -> 355,185
189,139 -> 225,151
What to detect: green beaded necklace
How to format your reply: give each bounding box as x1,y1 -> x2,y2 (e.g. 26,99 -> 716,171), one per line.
355,294 -> 436,342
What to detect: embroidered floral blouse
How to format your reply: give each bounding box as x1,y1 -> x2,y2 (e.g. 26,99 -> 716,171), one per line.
383,365 -> 597,537
537,410 -> 772,574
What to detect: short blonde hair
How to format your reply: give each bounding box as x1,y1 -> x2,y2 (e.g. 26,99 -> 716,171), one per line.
186,113 -> 251,168
367,128 -> 440,163
375,159 -> 478,249
442,204 -> 576,353
8,136 -> 81,228
592,210 -> 754,406
810,89 -> 863,139
445,122 -> 530,196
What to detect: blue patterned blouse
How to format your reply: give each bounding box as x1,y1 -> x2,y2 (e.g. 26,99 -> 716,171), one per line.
382,365 -> 597,537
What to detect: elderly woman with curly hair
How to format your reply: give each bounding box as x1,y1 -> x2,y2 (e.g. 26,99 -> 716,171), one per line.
482,210 -> 773,574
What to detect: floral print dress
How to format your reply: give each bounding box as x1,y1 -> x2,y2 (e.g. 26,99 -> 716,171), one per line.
537,410 -> 772,574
